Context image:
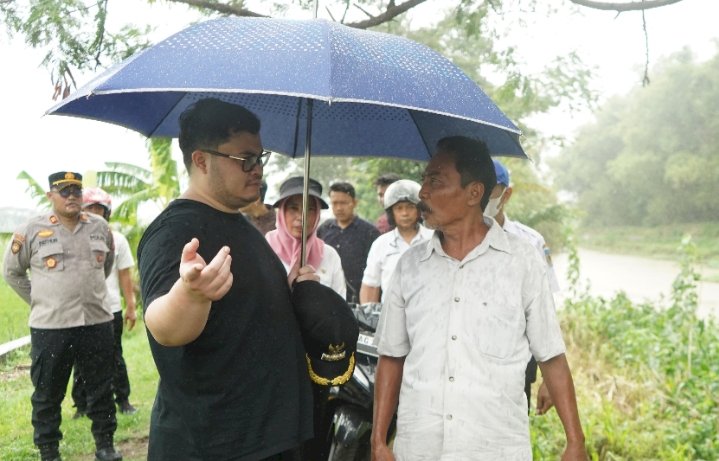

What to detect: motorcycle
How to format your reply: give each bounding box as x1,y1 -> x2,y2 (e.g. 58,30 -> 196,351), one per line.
321,303 -> 395,461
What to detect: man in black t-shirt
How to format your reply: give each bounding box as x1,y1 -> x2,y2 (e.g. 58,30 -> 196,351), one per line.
138,99 -> 319,461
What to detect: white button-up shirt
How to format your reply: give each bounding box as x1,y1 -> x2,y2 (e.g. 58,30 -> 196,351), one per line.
376,218 -> 566,460
362,224 -> 433,302
503,217 -> 560,293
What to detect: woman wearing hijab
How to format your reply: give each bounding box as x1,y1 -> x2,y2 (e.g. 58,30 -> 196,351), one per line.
266,176 -> 346,299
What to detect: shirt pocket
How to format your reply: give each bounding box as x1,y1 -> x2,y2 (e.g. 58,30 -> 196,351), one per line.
475,300 -> 521,360
37,243 -> 65,272
90,240 -> 110,269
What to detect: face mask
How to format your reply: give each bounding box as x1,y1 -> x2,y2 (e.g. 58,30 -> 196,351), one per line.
484,189 -> 506,218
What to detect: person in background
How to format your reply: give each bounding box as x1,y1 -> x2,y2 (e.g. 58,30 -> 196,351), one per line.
266,176 -> 346,298
3,172 -> 121,461
318,181 -> 380,303
266,176 -> 350,460
240,180 -> 276,235
371,137 -> 586,461
487,159 -> 560,415
373,173 -> 400,234
360,179 -> 432,304
72,187 -> 137,419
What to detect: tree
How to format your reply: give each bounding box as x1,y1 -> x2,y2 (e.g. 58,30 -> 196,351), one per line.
95,137 -> 181,250
553,47 -> 719,226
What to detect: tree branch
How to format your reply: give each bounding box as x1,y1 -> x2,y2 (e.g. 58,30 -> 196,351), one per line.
165,0 -> 267,17
347,0 -> 430,29
641,5 -> 650,86
569,0 -> 685,12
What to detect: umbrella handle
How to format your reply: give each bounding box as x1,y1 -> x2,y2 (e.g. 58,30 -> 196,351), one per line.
300,98 -> 314,268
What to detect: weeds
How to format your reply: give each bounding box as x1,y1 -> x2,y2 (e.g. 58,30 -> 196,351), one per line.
540,232 -> 719,460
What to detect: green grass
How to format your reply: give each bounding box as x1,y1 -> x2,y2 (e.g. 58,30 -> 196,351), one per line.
0,322 -> 156,461
579,221 -> 719,271
529,238 -> 719,460
0,277 -> 31,344
529,291 -> 719,460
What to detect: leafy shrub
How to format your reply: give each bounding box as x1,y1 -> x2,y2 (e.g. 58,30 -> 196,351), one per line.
538,235 -> 719,460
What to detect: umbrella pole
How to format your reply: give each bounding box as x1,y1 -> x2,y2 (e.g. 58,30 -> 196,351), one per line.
300,98 -> 314,267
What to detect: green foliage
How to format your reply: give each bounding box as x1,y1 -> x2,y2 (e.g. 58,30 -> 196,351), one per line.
348,158 -> 426,222
96,137 -> 181,254
0,254 -> 29,344
2,0 -> 151,95
16,171 -> 50,210
555,48 -> 719,226
541,234 -> 719,460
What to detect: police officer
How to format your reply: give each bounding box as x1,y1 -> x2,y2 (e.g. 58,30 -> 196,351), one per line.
3,172 -> 122,461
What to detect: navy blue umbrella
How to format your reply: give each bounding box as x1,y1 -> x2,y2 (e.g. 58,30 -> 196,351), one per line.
48,16 -> 526,263
48,17 -> 525,160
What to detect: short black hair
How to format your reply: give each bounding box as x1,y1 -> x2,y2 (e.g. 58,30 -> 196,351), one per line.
178,98 -> 261,171
374,173 -> 400,188
329,182 -> 356,199
435,136 -> 496,211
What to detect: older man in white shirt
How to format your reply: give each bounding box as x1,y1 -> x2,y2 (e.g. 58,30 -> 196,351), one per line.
370,136 -> 586,461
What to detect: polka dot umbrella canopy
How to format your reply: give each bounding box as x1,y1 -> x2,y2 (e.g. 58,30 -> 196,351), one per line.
48,17 -> 526,161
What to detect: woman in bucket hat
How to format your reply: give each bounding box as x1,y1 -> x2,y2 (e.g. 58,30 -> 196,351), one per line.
266,176 -> 346,298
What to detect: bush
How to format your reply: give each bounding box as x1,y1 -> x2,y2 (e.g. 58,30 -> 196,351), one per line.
534,236 -> 719,460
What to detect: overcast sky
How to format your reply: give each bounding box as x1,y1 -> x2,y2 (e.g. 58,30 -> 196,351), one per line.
1,0 -> 717,212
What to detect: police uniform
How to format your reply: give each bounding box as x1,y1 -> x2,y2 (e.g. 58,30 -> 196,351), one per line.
2,172 -> 120,459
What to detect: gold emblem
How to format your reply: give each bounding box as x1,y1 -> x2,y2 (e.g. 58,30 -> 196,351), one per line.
306,353 -> 355,386
49,215 -> 59,224
321,343 -> 347,362
11,241 -> 21,254
64,172 -> 75,180
38,230 -> 54,238
46,257 -> 57,269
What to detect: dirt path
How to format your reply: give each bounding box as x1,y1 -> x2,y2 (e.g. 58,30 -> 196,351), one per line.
552,248 -> 719,319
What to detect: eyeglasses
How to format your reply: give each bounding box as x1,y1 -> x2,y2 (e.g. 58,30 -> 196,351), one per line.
54,186 -> 83,198
201,148 -> 272,172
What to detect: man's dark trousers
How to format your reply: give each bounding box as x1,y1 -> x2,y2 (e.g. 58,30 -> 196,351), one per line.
30,322 -> 117,446
72,312 -> 131,408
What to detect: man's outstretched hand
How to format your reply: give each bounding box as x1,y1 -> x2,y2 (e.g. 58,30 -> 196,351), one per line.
180,238 -> 233,301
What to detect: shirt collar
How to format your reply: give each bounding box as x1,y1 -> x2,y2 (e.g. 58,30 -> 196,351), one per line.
390,225 -> 429,246
420,217 -> 511,262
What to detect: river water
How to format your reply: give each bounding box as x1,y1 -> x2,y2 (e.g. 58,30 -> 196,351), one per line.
552,248 -> 719,320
